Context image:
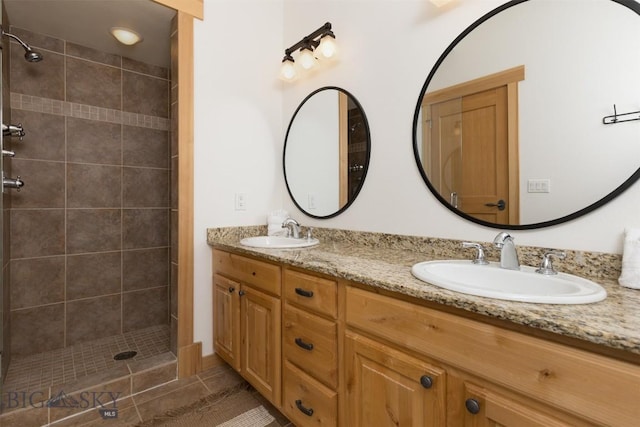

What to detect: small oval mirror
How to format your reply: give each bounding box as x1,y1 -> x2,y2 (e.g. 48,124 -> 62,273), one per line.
284,87 -> 371,218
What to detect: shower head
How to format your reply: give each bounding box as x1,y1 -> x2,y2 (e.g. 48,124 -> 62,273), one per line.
0,26 -> 43,62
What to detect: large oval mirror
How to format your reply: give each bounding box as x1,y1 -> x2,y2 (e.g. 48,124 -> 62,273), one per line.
413,0 -> 640,229
284,87 -> 371,218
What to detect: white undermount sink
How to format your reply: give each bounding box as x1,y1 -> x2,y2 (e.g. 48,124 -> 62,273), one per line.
240,235 -> 319,249
411,260 -> 606,304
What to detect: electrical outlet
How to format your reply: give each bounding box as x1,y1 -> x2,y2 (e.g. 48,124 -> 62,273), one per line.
527,179 -> 550,193
235,193 -> 247,210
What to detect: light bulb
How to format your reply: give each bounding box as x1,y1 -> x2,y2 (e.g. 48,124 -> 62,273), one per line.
110,27 -> 142,46
318,33 -> 337,59
280,57 -> 296,81
298,47 -> 317,70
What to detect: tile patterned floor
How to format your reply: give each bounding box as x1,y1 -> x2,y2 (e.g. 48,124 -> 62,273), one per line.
3,325 -> 170,394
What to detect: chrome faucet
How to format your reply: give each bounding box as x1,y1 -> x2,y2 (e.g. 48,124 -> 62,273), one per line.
493,232 -> 520,270
282,217 -> 301,239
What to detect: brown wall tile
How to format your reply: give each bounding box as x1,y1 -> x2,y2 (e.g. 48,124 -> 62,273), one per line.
67,117 -> 122,165
10,256 -> 65,309
123,167 -> 168,208
122,57 -> 168,79
66,57 -> 121,109
66,41 -> 121,67
170,156 -> 178,210
123,287 -> 168,332
67,252 -> 121,300
123,71 -> 168,117
11,110 -> 65,161
10,159 -> 65,208
10,209 -> 65,258
170,210 -> 177,263
123,248 -> 168,291
170,262 -> 177,317
11,303 -> 65,354
66,209 -> 121,254
10,45 -> 64,100
66,295 -> 121,345
10,27 -> 65,53
123,209 -> 168,249
123,126 -> 168,168
67,164 -> 121,208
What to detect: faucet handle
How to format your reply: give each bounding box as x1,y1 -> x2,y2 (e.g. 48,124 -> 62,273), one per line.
306,227 -> 314,240
462,242 -> 489,265
535,250 -> 566,275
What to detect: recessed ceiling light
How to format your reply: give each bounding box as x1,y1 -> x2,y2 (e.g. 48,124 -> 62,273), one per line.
110,27 -> 142,46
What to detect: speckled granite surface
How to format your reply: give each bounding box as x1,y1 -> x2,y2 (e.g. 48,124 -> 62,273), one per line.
207,226 -> 640,356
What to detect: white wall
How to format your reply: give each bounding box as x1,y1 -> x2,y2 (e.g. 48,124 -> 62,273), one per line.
193,0 -> 640,356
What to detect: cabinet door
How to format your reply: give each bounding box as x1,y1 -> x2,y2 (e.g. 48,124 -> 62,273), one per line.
345,332 -> 446,427
213,274 -> 240,371
241,284 -> 281,406
461,382 -> 587,427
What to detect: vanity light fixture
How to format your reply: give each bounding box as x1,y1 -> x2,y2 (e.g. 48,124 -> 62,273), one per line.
110,27 -> 143,46
280,22 -> 337,81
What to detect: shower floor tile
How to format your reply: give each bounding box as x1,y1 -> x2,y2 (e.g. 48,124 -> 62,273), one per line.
3,324 -> 170,394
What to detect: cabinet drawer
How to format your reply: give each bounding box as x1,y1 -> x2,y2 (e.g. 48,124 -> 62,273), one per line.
346,285 -> 640,427
212,249 -> 281,296
284,269 -> 337,318
283,304 -> 338,389
283,360 -> 337,427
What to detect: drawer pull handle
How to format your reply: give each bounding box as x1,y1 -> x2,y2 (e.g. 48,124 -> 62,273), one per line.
228,287 -> 235,293
419,375 -> 433,389
295,399 -> 314,417
295,288 -> 314,298
465,398 -> 480,415
295,337 -> 314,351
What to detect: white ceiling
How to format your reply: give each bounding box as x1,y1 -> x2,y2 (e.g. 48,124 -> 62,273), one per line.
3,0 -> 175,68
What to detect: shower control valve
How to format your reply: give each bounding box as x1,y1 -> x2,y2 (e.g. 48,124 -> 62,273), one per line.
3,174 -> 24,192
2,149 -> 15,157
2,123 -> 25,140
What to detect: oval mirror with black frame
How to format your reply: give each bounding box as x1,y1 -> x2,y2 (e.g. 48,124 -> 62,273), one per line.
284,86 -> 371,219
412,0 -> 640,230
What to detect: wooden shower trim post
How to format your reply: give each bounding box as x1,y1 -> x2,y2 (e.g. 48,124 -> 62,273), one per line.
153,0 -> 202,378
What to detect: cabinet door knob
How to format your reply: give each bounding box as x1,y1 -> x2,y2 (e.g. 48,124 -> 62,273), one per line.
295,399 -> 314,417
294,337 -> 314,351
228,287 -> 235,293
465,398 -> 481,414
238,290 -> 245,296
294,288 -> 314,298
419,375 -> 433,389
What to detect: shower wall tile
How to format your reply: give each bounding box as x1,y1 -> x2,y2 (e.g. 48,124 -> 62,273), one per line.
10,256 -> 65,309
66,209 -> 121,254
170,262 -> 177,317
10,159 -> 65,208
67,252 -> 121,300
67,163 -> 122,208
11,303 -> 65,355
123,209 -> 168,249
10,46 -> 64,100
123,287 -> 168,332
170,102 -> 178,157
123,57 -> 168,79
123,71 -> 168,118
10,209 -> 65,258
66,295 -> 121,346
123,248 -> 169,291
10,27 -> 64,53
123,168 -> 168,208
67,117 -> 122,165
123,126 -> 168,168
66,41 -> 121,67
66,57 -> 121,110
11,110 -> 65,161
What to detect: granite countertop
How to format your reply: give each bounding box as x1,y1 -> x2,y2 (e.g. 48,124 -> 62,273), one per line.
207,227 -> 640,358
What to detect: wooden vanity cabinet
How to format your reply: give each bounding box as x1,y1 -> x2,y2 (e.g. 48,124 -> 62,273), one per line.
282,269 -> 340,427
212,249 -> 282,407
345,285 -> 640,427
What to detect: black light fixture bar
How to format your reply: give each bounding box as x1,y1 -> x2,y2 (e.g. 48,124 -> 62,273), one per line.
284,22 -> 333,56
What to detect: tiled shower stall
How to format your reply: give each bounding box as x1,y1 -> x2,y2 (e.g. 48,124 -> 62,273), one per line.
1,24 -> 178,391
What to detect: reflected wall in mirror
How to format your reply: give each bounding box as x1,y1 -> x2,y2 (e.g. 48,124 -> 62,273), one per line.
413,0 -> 640,229
284,87 -> 371,218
